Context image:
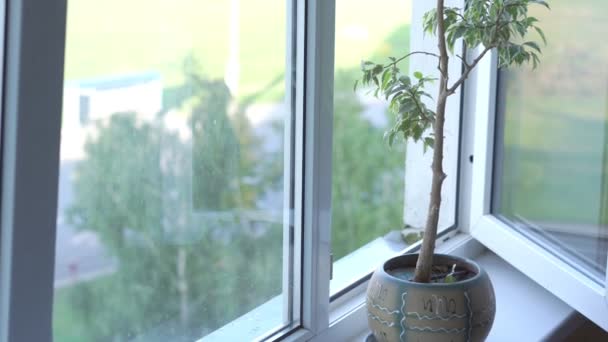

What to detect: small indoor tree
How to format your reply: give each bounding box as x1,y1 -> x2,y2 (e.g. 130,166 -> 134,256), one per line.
358,0 -> 549,283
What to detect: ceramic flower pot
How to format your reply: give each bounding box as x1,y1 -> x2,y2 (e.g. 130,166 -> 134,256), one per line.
366,254 -> 495,342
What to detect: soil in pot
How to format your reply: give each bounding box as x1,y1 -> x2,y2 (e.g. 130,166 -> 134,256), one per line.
388,264 -> 477,283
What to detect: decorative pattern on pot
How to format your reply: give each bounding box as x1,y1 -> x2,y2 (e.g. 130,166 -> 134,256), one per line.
367,254 -> 495,342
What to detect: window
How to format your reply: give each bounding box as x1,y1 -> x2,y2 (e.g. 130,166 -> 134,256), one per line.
53,1 -> 298,340
54,0 -> 295,341
469,0 -> 608,331
492,0 -> 608,283
3,0 -> 608,340
1,0 -> 339,341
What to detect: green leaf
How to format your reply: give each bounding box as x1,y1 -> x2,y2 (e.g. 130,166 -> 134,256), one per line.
523,41 -> 541,53
385,130 -> 396,146
400,100 -> 417,114
361,60 -> 375,70
398,76 -> 411,87
381,69 -> 392,90
420,91 -> 433,100
534,26 -> 547,44
413,71 -> 423,79
443,264 -> 457,283
412,125 -> 423,141
372,64 -> 383,75
443,274 -> 456,283
531,0 -> 550,9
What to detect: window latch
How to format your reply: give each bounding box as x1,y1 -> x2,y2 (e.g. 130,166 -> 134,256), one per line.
330,252 -> 334,280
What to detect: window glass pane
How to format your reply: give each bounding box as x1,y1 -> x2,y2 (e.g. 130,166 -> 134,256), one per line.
53,1 -> 292,340
493,0 -> 608,281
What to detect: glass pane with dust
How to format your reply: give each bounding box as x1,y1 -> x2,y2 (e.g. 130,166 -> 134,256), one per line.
53,0 -> 292,340
494,0 -> 608,282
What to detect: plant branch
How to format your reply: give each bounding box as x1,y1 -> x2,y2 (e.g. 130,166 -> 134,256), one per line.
454,54 -> 470,69
447,45 -> 493,95
436,1 -> 450,90
413,0 -> 449,284
384,51 -> 440,70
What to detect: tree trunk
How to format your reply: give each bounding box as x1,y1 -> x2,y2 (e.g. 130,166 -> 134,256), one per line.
413,0 -> 449,283
177,247 -> 190,327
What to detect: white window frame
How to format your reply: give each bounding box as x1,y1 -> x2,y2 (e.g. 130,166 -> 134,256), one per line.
467,46 -> 608,331
3,0 -> 607,341
294,0 -> 335,337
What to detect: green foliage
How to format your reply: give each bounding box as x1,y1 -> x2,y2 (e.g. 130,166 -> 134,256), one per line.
425,0 -> 550,68
67,114 -> 164,255
188,78 -> 241,210
358,60 -> 436,151
359,0 -> 549,152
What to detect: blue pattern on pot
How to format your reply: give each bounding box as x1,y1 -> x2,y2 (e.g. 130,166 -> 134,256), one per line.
367,254 -> 495,342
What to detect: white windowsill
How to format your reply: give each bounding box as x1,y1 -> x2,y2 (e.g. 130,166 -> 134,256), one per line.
201,234 -> 591,342
474,250 -> 582,341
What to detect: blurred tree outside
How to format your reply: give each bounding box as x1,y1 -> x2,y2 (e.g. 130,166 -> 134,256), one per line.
57,70 -> 282,341
331,71 -> 405,260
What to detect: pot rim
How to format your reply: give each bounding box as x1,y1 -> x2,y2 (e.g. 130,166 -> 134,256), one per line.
380,253 -> 484,287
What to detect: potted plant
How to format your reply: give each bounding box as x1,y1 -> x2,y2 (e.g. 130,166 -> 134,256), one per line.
358,1 -> 549,341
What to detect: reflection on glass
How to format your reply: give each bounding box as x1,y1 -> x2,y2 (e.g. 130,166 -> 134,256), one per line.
53,0 -> 289,340
331,0 -> 411,293
494,0 -> 608,280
